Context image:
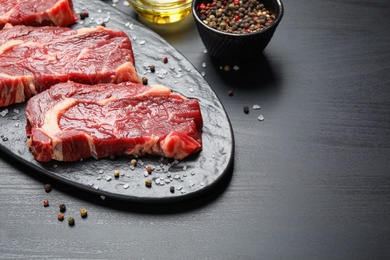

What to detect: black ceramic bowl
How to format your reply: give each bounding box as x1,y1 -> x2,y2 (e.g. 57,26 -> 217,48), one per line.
192,0 -> 283,64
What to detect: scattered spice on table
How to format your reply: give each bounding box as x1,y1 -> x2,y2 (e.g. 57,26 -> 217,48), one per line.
58,213 -> 64,221
80,208 -> 88,218
196,0 -> 276,34
243,106 -> 249,114
149,65 -> 156,73
43,199 -> 49,207
59,204 -> 66,213
44,183 -> 52,193
163,56 -> 168,63
68,217 -> 75,226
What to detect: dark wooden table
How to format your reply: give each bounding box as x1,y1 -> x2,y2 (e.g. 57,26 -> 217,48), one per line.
1,0 -> 389,259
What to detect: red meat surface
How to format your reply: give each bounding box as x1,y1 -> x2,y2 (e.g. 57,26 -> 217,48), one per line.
0,24 -> 140,107
26,81 -> 203,162
0,0 -> 77,28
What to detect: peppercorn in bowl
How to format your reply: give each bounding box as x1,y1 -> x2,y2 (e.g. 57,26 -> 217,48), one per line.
192,0 -> 283,64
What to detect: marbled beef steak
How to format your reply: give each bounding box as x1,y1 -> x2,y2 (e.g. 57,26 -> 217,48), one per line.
26,81 -> 203,162
0,0 -> 77,28
0,24 -> 140,107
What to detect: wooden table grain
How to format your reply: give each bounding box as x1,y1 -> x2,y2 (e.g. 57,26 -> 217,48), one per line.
1,0 -> 389,259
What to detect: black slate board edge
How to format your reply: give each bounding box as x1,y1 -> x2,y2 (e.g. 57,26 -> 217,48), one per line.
0,0 -> 235,204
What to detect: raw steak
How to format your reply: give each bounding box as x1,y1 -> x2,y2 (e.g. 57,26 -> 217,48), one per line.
0,0 -> 77,29
26,81 -> 203,162
0,24 -> 140,107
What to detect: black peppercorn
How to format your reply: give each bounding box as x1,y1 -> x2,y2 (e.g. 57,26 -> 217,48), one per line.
243,106 -> 249,114
44,183 -> 52,193
149,65 -> 156,73
142,77 -> 148,85
59,204 -> 66,213
79,12 -> 89,20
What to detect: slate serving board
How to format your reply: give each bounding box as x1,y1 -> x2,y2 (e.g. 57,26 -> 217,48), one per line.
0,0 -> 234,203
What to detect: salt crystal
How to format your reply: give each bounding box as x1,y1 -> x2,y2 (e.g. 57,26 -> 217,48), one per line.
257,115 -> 264,121
123,1 -> 130,6
0,109 -> 8,117
105,176 -> 112,181
123,183 -> 130,189
233,65 -> 240,71
97,9 -> 102,13
182,165 -> 187,170
13,109 -> 19,114
139,40 -> 146,45
189,88 -> 194,93
202,62 -> 207,68
203,49 -> 208,53
100,195 -> 105,200
138,159 -> 144,166
253,104 -> 261,110
97,176 -> 102,180
201,71 -> 206,77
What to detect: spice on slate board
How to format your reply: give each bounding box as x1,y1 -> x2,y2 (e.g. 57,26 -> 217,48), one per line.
196,0 -> 276,34
141,77 -> 148,85
243,106 -> 249,114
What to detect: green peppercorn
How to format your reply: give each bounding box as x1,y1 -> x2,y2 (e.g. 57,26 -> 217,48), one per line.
68,217 -> 75,226
80,208 -> 88,218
